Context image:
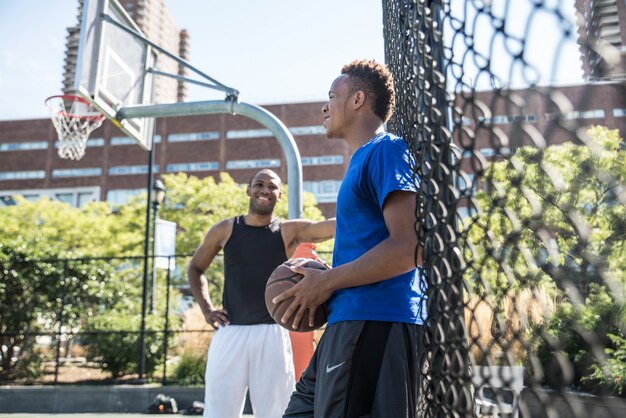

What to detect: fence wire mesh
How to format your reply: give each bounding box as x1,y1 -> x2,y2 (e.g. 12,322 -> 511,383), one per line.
0,254 -> 211,386
383,0 -> 625,417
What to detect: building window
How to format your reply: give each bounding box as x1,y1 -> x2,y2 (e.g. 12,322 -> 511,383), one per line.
226,129 -> 272,139
457,206 -> 478,219
478,114 -> 537,124
166,161 -> 219,172
106,189 -> 145,206
0,170 -> 46,180
0,187 -> 99,207
453,117 -> 472,126
110,136 -> 137,146
87,138 -> 105,147
546,109 -> 606,120
613,108 -> 626,117
301,155 -> 344,166
0,141 -> 48,152
457,173 -> 476,196
289,125 -> 326,136
55,137 -> 105,148
52,168 -> 102,178
226,159 -> 280,169
109,165 -> 159,175
168,131 -> 219,142
478,148 -> 511,157
303,180 -> 342,203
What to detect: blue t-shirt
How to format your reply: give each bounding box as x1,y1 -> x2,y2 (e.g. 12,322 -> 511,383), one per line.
328,132 -> 427,325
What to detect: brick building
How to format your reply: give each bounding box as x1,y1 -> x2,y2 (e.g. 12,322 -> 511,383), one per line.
1,80 -> 624,218
0,102 -> 347,218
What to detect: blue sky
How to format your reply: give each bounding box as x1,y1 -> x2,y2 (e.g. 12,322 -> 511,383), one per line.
0,0 -> 386,120
0,0 -> 582,121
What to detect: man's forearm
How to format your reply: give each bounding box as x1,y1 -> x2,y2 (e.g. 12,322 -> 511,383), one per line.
323,236 -> 419,292
188,270 -> 215,315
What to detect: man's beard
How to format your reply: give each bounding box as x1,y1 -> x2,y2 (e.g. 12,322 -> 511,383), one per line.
249,201 -> 274,216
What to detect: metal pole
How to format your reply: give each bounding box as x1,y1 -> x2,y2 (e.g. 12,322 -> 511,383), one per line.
149,201 -> 158,313
162,260 -> 172,384
118,100 -> 303,219
138,146 -> 154,380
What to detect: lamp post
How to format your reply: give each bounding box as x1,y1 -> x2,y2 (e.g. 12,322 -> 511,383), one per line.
149,179 -> 166,313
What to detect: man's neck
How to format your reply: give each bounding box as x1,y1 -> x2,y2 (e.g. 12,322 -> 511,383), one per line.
244,213 -> 274,226
345,125 -> 386,152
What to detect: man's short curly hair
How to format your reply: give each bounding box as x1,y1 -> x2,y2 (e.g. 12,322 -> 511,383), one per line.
341,59 -> 395,123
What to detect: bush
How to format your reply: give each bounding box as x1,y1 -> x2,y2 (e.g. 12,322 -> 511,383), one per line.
83,310 -> 165,378
532,284 -> 626,396
172,350 -> 206,386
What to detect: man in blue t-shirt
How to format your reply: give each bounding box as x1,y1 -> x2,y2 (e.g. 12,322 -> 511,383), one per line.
276,60 -> 427,418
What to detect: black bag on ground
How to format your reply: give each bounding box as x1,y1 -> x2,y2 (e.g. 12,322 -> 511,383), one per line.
180,400 -> 204,415
143,393 -> 179,414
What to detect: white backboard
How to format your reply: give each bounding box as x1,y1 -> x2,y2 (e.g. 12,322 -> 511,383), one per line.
74,0 -> 155,150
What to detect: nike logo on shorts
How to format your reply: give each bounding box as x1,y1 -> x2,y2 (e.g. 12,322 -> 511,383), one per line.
325,361 -> 346,373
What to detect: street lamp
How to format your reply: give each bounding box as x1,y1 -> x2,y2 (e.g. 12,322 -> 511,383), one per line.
149,179 -> 166,313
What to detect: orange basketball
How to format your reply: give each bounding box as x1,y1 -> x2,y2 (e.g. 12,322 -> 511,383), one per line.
265,257 -> 330,332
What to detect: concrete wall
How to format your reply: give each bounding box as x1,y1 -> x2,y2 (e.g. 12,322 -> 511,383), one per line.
0,385 -> 204,413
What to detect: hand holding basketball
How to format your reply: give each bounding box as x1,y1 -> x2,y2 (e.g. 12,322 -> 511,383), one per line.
265,258 -> 331,332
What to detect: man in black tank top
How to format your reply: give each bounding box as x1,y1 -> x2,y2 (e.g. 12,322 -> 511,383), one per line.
188,169 -> 335,418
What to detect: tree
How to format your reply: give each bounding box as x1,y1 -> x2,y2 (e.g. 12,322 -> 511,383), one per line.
0,171 -> 332,380
156,172 -> 330,299
0,198 -> 122,379
463,126 -> 625,394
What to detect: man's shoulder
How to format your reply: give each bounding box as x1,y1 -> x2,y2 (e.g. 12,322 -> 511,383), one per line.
373,132 -> 409,148
212,216 -> 239,235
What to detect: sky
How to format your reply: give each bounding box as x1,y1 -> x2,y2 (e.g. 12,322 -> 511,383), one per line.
0,0 -> 583,121
0,0 -> 386,121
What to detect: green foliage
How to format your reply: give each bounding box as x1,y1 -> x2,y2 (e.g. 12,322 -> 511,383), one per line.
82,309 -> 165,378
534,284 -> 626,395
157,172 -> 332,297
0,218 -> 117,379
466,126 -> 625,298
158,171 -> 328,255
171,350 -> 207,386
465,126 -> 626,395
0,171 -> 331,381
586,332 -> 626,395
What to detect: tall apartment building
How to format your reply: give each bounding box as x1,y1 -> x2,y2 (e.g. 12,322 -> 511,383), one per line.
62,0 -> 189,103
574,0 -> 626,80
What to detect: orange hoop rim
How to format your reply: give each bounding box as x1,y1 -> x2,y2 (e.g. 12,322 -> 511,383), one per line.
45,94 -> 106,122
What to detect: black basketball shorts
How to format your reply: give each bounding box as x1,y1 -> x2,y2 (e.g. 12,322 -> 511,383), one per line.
283,320 -> 425,418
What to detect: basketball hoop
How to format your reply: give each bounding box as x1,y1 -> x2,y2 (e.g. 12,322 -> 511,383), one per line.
45,94 -> 106,160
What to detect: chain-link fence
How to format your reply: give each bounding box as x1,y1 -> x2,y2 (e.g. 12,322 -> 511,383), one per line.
383,0 -> 625,417
0,254 -> 202,385
0,251 -> 334,387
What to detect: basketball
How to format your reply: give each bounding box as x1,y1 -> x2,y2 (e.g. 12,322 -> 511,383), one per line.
265,258 -> 330,332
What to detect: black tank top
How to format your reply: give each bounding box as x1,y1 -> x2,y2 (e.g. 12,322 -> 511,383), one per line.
222,215 -> 287,325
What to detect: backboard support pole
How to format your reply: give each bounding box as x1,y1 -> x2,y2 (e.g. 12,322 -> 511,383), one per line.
118,100 -> 303,219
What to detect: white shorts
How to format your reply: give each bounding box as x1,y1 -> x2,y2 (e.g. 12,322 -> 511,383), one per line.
203,323 -> 295,418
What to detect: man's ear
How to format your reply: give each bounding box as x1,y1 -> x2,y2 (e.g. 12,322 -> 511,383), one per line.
246,185 -> 251,197
353,90 -> 366,110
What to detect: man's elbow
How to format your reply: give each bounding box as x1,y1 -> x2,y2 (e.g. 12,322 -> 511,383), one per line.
187,264 -> 202,283
393,238 -> 421,270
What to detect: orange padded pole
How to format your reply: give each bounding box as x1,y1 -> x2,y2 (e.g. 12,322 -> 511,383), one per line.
289,243 -> 322,381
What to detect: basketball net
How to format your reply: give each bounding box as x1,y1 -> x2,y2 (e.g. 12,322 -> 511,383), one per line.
45,94 -> 106,160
